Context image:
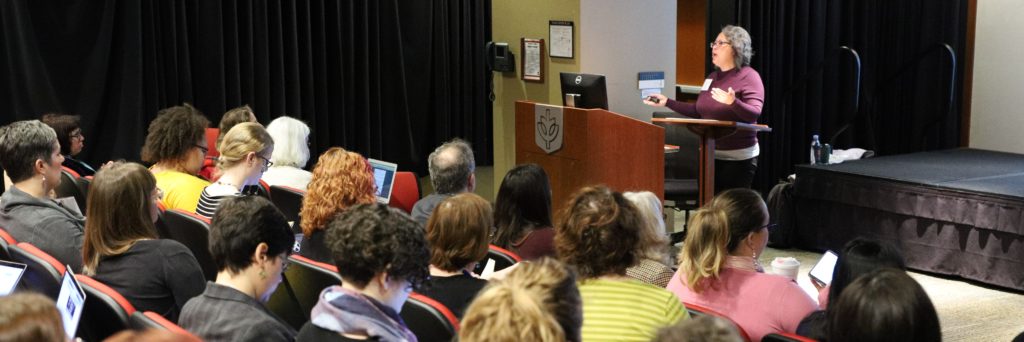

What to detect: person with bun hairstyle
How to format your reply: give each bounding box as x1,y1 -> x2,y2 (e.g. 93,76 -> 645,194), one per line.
667,188 -> 815,341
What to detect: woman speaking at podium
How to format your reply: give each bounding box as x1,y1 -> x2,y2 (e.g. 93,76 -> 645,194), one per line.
644,25 -> 764,192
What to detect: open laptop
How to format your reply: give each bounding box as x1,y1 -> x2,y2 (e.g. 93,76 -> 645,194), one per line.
55,266 -> 86,339
0,260 -> 27,295
368,158 -> 398,204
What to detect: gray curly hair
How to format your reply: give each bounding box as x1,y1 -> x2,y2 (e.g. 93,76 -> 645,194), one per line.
721,25 -> 754,68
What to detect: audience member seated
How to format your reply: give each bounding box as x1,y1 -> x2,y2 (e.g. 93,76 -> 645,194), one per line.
623,191 -> 674,287
411,138 -> 475,225
418,193 -> 491,318
491,163 -> 556,260
142,104 -> 211,213
178,196 -> 297,341
827,268 -> 941,342
296,203 -> 429,341
459,258 -> 583,342
261,116 -> 313,190
653,315 -> 744,342
0,120 -> 86,271
797,237 -> 906,340
40,113 -> 98,177
201,105 -> 259,181
557,186 -> 688,341
668,189 -> 816,341
297,147 -> 376,263
195,123 -> 274,219
0,292 -> 66,342
82,162 -> 205,322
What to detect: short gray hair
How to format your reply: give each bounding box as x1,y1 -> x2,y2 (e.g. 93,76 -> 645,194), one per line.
266,116 -> 311,168
427,138 -> 475,195
0,120 -> 58,182
722,25 -> 754,68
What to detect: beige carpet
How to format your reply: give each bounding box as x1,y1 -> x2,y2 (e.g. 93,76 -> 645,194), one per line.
761,247 -> 1024,342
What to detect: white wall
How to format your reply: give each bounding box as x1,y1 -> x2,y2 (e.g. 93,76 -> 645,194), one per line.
580,0 -> 676,121
969,0 -> 1024,153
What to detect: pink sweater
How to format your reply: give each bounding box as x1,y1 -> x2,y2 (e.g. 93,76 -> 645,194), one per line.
667,267 -> 817,341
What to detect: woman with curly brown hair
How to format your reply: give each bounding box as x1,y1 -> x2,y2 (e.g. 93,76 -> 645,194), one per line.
141,104 -> 211,213
297,147 -> 377,263
556,186 -> 688,341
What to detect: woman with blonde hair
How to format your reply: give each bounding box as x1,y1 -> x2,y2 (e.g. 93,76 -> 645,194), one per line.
297,147 -> 376,263
623,191 -> 674,287
261,116 -> 313,190
195,122 -> 274,219
667,188 -> 815,341
418,193 -> 491,318
459,258 -> 583,342
557,186 -> 688,341
83,162 -> 205,322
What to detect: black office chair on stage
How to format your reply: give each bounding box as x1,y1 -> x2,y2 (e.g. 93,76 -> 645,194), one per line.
654,111 -> 701,244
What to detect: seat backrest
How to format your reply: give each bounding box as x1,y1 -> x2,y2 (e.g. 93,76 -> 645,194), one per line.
388,171 -> 420,214
401,292 -> 459,342
653,112 -> 701,179
9,242 -> 66,298
161,209 -> 217,280
205,128 -> 221,157
473,245 -> 521,275
266,254 -> 342,330
55,170 -> 87,213
682,301 -> 752,342
0,227 -> 13,260
76,275 -> 136,341
762,332 -> 819,342
129,311 -> 202,341
61,166 -> 82,179
269,185 -> 306,223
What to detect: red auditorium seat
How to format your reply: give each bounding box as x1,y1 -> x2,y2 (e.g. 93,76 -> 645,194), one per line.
401,292 -> 460,342
472,244 -> 522,275
55,168 -> 87,212
130,311 -> 202,341
9,242 -> 65,298
0,227 -> 14,263
76,275 -> 136,341
266,254 -> 342,329
683,301 -> 753,342
388,171 -> 420,214
763,332 -> 819,342
160,209 -> 217,280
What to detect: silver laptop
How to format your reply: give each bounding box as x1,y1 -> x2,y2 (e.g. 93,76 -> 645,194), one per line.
0,260 -> 27,295
56,266 -> 86,339
368,158 -> 398,204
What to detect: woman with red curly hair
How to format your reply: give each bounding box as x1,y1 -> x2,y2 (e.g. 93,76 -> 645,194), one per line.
297,147 -> 377,263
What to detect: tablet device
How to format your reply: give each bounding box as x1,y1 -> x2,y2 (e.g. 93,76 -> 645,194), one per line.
368,158 -> 398,204
809,250 -> 839,286
0,260 -> 27,295
55,267 -> 86,339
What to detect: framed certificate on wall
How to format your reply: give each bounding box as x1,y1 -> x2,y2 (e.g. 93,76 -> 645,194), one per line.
549,20 -> 574,58
521,38 -> 545,82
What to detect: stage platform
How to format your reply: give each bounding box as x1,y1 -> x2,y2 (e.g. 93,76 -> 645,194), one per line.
792,148 -> 1024,291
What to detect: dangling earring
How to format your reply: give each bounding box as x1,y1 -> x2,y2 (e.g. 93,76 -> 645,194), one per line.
259,267 -> 267,279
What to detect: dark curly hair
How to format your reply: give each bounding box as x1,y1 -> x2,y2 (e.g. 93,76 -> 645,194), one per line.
326,203 -> 430,289
555,186 -> 643,279
209,196 -> 294,274
141,104 -> 209,164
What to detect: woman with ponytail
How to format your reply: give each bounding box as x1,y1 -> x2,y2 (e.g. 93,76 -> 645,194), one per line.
459,258 -> 582,342
667,188 -> 815,341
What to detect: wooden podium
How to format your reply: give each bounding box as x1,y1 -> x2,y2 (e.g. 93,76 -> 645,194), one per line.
651,117 -> 771,205
515,101 -> 664,215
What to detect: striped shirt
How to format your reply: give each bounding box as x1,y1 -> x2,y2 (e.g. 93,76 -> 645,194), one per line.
579,278 -> 689,341
195,183 -> 241,220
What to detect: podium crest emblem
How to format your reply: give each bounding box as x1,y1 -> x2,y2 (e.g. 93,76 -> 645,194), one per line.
535,104 -> 563,154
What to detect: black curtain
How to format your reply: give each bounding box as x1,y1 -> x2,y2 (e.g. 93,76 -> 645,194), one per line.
0,0 -> 492,175
732,0 -> 967,194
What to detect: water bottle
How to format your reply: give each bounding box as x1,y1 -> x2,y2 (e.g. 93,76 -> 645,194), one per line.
811,135 -> 822,165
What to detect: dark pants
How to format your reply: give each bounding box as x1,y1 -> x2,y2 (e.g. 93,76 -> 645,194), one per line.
714,157 -> 758,194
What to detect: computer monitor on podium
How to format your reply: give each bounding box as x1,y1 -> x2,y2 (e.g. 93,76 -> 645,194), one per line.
560,72 -> 608,110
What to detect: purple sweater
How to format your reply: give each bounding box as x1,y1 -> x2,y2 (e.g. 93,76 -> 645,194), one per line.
666,67 -> 764,151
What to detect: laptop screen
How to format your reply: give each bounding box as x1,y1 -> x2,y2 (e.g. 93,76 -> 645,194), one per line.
368,158 -> 398,204
0,260 -> 27,295
55,267 -> 86,339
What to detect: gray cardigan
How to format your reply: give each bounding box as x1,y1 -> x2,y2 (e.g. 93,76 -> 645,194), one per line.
0,186 -> 86,272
